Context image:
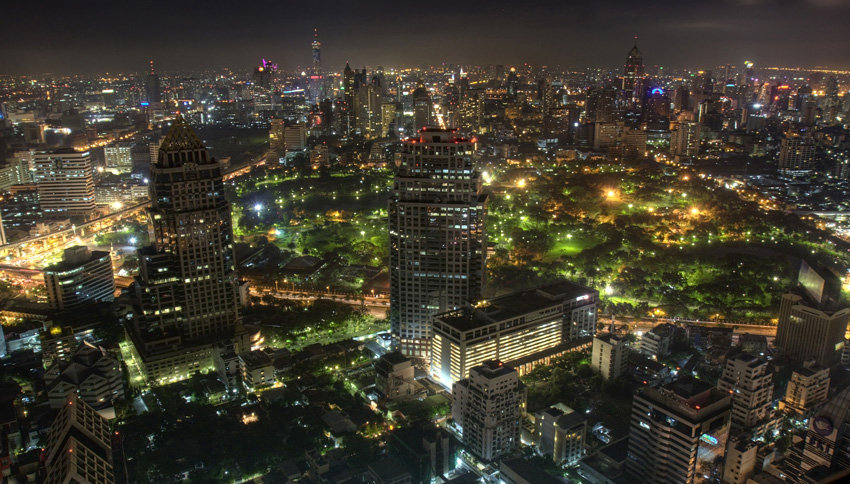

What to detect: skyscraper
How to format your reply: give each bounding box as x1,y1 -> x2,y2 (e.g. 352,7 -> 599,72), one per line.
389,128 -> 487,358
778,135 -> 816,175
622,42 -> 644,106
145,60 -> 161,104
128,116 -> 246,385
775,292 -> 850,367
627,380 -> 731,484
32,149 -> 96,218
343,62 -> 356,136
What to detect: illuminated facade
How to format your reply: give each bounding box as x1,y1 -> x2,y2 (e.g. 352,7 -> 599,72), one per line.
32,149 -> 96,217
779,360 -> 830,418
778,135 -> 816,175
627,381 -> 731,484
716,354 -> 775,435
622,43 -> 644,105
591,333 -> 629,380
534,404 -> 586,466
43,246 -> 115,312
452,360 -> 525,461
128,116 -> 247,385
390,128 -> 487,359
431,280 -> 597,388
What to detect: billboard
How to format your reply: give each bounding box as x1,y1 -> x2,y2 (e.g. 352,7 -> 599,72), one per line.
799,260 -> 825,304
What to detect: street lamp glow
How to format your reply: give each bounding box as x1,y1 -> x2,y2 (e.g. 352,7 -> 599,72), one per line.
254,203 -> 262,212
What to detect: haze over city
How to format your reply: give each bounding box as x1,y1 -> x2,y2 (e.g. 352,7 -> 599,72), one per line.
3,0 -> 850,73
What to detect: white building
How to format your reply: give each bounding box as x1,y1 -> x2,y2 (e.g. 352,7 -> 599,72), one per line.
534,403 -> 586,466
104,143 -> 134,174
452,360 -> 526,461
591,333 -> 629,380
778,359 -> 830,418
33,149 -> 96,217
431,280 -> 597,389
716,354 -> 774,433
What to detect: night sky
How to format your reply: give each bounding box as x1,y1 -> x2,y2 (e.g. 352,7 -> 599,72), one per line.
2,0 -> 849,75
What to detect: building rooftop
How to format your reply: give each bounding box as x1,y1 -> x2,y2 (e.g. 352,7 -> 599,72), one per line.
437,279 -> 597,332
473,360 -> 516,379
43,247 -> 110,275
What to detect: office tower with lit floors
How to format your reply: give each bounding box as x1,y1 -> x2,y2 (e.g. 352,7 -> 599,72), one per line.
32,149 -> 96,218
627,380 -> 731,484
128,116 -> 247,385
452,360 -> 525,462
389,128 -> 487,359
622,42 -> 644,107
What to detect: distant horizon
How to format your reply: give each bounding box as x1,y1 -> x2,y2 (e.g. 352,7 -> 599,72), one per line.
3,61 -> 850,79
3,0 -> 849,76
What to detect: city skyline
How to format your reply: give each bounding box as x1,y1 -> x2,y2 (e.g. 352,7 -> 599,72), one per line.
2,0 -> 850,74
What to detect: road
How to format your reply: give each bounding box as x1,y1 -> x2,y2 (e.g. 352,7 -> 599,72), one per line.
618,318 -> 778,337
249,286 -> 389,318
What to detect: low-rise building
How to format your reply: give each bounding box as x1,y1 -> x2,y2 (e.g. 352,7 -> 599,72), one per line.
431,280 -> 597,389
591,333 -> 629,380
534,403 -> 586,466
375,351 -> 416,401
639,323 -> 676,359
239,350 -> 275,390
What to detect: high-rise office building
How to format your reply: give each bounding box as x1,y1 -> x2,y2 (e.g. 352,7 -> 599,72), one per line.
452,360 -> 525,461
104,143 -> 134,174
778,135 -> 816,175
268,118 -> 286,164
33,149 -> 96,218
145,61 -> 161,104
670,120 -> 701,159
343,63 -> 356,136
412,83 -> 432,133
627,380 -> 731,484
775,292 -> 850,368
622,43 -> 644,105
389,128 -> 487,358
128,116 -> 246,385
43,394 -> 115,484
43,246 -> 115,311
591,333 -> 629,380
431,280 -> 597,388
716,354 -> 775,434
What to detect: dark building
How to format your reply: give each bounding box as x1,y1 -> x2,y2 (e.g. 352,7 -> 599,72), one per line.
128,116 -> 248,385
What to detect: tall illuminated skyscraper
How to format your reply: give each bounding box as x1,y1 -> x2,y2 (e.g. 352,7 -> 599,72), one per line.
389,128 -> 487,359
128,116 -> 246,384
623,42 -> 644,105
